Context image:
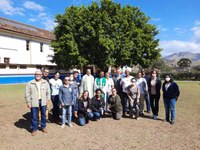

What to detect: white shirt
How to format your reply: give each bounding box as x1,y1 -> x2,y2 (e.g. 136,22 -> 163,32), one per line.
106,78 -> 114,93
136,77 -> 148,94
120,76 -> 133,93
49,78 -> 63,95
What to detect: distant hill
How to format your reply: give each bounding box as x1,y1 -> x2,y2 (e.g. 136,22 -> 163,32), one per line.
163,52 -> 200,66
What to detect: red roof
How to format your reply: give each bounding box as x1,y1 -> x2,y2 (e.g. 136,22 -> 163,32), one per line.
0,17 -> 55,40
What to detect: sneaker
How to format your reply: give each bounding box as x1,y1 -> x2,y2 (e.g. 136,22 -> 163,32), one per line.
31,131 -> 37,136
135,117 -> 140,120
163,119 -> 170,122
68,123 -> 73,127
150,115 -> 154,119
42,128 -> 48,133
171,120 -> 175,125
61,124 -> 65,128
153,115 -> 158,120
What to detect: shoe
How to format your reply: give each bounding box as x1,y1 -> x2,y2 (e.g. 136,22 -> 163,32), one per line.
42,128 -> 48,133
61,124 -> 65,128
153,115 -> 158,120
31,131 -> 37,136
46,119 -> 51,123
150,115 -> 154,119
171,120 -> 175,125
140,113 -> 144,116
163,119 -> 170,122
135,117 -> 140,120
68,123 -> 73,127
123,112 -> 128,117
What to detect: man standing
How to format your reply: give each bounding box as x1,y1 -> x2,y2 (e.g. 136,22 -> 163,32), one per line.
120,69 -> 133,116
113,68 -> 123,100
25,70 -> 50,136
80,69 -> 94,99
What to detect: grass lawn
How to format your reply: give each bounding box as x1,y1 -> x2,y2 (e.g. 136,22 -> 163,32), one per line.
0,81 -> 199,150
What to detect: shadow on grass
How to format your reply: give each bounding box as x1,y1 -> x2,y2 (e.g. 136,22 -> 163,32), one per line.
14,112 -> 32,133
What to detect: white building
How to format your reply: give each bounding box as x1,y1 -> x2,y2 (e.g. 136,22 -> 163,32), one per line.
0,17 -> 56,84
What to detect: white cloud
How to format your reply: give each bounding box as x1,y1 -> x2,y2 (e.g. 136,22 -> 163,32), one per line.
0,0 -> 24,16
23,1 -> 45,11
38,12 -> 47,18
158,25 -> 168,32
191,22 -> 200,43
151,18 -> 161,22
42,17 -> 56,31
174,27 -> 186,35
28,18 -> 37,22
195,20 -> 200,26
160,40 -> 200,56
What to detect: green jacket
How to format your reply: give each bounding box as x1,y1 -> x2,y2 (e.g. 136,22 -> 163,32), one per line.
25,79 -> 50,107
108,94 -> 122,113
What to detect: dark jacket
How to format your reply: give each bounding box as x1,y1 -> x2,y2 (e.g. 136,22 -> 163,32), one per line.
78,98 -> 91,118
162,82 -> 180,99
108,94 -> 122,113
91,96 -> 105,113
148,78 -> 161,95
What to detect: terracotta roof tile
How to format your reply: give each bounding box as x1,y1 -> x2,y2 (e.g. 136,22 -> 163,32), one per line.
0,17 -> 55,40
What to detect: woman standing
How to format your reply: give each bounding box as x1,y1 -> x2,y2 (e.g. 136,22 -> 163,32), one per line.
78,90 -> 93,126
162,75 -> 180,125
147,70 -> 161,120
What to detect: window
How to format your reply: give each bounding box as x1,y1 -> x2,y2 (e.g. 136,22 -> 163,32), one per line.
0,64 -> 6,69
40,43 -> 43,52
4,57 -> 10,64
26,40 -> 30,51
20,65 -> 27,69
9,65 -> 17,69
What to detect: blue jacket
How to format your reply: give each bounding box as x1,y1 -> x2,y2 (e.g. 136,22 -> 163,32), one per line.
59,85 -> 74,106
162,82 -> 180,99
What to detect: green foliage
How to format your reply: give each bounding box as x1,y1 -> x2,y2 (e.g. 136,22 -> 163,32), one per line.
150,59 -> 173,73
161,72 -> 200,81
51,0 -> 162,70
177,58 -> 192,68
192,65 -> 200,72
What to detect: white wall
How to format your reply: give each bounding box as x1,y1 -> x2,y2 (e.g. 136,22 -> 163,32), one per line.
0,34 -> 55,66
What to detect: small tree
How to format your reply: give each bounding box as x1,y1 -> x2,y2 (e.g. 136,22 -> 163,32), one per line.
177,58 -> 192,68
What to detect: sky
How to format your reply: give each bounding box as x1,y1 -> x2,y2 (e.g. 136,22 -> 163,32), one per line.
0,0 -> 200,56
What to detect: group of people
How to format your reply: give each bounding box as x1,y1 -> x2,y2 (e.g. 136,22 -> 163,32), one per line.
25,68 -> 180,136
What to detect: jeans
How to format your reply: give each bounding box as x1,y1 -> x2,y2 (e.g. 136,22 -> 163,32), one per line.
31,100 -> 46,131
62,105 -> 72,125
78,112 -> 93,126
150,94 -> 160,116
163,98 -> 176,121
145,93 -> 151,112
129,99 -> 139,118
89,112 -> 101,120
51,95 -> 60,120
122,92 -> 129,113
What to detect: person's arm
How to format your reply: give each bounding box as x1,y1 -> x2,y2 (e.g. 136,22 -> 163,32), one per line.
137,86 -> 140,103
58,87 -> 64,107
78,100 -> 87,113
175,83 -> 180,101
91,98 -> 99,112
25,82 -> 31,108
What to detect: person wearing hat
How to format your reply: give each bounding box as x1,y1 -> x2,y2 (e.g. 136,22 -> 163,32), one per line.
162,74 -> 180,125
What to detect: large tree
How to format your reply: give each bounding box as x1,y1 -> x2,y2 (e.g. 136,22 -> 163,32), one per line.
177,58 -> 192,68
51,0 -> 162,70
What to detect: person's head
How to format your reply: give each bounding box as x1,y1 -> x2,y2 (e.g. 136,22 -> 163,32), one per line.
54,71 -> 60,80
125,69 -> 130,76
131,78 -> 136,85
63,76 -> 70,85
116,68 -> 121,75
35,69 -> 43,81
151,69 -> 159,78
42,68 -> 49,77
69,74 -> 74,82
105,72 -> 110,79
95,89 -> 102,98
99,71 -> 104,78
82,90 -> 89,99
164,74 -> 173,83
137,71 -> 143,78
73,71 -> 79,78
111,88 -> 117,96
86,69 -> 91,75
